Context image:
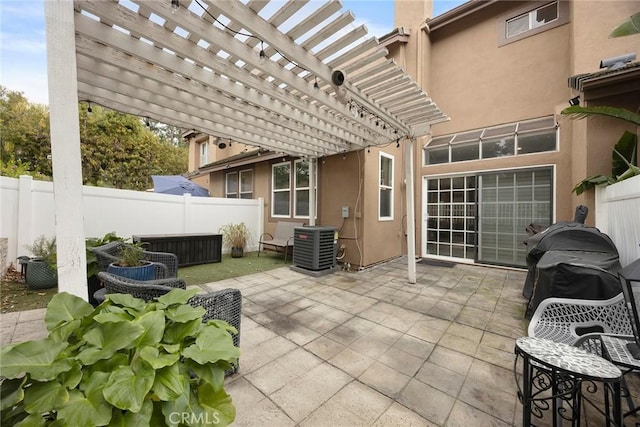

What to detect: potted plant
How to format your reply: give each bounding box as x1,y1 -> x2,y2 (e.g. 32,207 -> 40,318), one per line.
0,289 -> 238,426
106,242 -> 156,281
219,223 -> 250,258
24,235 -> 57,289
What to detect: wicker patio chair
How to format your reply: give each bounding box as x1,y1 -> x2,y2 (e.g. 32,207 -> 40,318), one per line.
95,272 -> 241,373
91,241 -> 179,279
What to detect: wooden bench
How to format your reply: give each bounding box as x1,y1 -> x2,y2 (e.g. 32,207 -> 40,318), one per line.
258,221 -> 304,263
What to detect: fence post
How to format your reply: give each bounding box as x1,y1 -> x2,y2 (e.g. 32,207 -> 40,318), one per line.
183,193 -> 192,233
17,175 -> 33,259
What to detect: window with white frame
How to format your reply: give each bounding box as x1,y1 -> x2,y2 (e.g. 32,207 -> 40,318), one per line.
507,2 -> 558,38
379,153 -> 394,220
424,116 -> 557,165
499,1 -> 568,46
225,170 -> 253,199
294,160 -> 310,217
199,142 -> 208,167
272,162 -> 290,217
271,160 -> 316,219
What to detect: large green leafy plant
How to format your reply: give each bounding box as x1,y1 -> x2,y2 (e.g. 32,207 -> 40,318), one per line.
0,289 -> 238,426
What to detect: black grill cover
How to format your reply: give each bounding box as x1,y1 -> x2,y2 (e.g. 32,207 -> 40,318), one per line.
522,222 -> 621,318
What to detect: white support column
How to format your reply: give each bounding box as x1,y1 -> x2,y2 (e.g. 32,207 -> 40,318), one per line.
404,138 -> 417,284
308,158 -> 316,226
46,0 -> 87,299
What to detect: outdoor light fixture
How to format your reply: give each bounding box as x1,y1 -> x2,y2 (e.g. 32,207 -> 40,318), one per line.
87,102 -> 92,114
259,41 -> 266,63
396,139 -> 400,148
314,77 -> 319,90
568,96 -> 580,106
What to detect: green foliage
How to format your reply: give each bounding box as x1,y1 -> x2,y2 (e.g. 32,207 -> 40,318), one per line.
0,290 -> 238,426
562,105 -> 640,126
219,223 -> 250,249
562,105 -> 640,195
0,87 -> 51,176
610,11 -> 640,38
116,243 -> 147,267
0,87 -> 187,190
25,235 -> 57,271
0,154 -> 49,180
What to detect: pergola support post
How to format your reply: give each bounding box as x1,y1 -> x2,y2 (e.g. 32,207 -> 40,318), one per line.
404,138 -> 417,284
45,0 -> 88,299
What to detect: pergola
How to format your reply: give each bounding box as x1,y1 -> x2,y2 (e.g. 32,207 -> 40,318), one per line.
45,0 -> 447,298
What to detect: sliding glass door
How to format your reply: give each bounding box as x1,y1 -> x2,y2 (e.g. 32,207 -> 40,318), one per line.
424,167 -> 553,267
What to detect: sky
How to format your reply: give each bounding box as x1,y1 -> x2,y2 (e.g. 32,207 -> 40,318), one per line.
0,0 -> 466,105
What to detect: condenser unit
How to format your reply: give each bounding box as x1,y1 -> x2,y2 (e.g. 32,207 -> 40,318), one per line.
292,226 -> 337,274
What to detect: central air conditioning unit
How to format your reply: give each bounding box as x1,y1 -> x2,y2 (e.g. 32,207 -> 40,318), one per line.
292,226 -> 337,275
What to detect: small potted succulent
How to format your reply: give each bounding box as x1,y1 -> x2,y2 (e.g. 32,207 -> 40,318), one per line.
0,289 -> 239,426
219,223 -> 250,258
24,235 -> 58,289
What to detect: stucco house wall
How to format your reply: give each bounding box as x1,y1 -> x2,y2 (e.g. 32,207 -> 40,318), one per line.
186,0 -> 638,269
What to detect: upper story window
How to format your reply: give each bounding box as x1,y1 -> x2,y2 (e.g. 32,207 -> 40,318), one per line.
271,160 -> 316,219
199,142 -> 208,167
379,152 -> 394,220
424,116 -> 557,165
507,2 -> 557,38
499,1 -> 569,46
226,170 -> 253,199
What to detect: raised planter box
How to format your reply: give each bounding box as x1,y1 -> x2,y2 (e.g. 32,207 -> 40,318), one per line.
132,233 -> 222,267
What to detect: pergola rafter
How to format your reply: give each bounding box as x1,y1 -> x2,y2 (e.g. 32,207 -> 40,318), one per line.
73,0 -> 447,155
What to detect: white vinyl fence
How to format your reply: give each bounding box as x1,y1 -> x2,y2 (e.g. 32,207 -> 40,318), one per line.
595,175 -> 640,268
1,175 -> 264,267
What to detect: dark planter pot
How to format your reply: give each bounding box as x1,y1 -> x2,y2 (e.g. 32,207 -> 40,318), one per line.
25,260 -> 58,289
231,247 -> 244,258
107,262 -> 155,281
87,275 -> 103,307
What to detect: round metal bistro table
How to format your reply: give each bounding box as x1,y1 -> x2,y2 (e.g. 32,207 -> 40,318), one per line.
514,336 -> 623,426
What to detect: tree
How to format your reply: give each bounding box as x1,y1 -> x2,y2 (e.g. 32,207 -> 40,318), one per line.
0,87 -> 52,177
0,87 -> 187,190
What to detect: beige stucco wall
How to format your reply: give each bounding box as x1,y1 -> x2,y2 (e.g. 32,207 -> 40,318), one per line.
392,0 -> 640,244
186,0 -> 638,268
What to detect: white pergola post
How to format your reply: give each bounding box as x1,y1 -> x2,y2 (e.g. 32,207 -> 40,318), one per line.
308,158 -> 316,226
404,138 -> 417,284
45,0 -> 88,299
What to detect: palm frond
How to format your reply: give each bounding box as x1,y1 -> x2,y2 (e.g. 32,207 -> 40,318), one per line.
561,106 -> 640,126
610,11 -> 640,38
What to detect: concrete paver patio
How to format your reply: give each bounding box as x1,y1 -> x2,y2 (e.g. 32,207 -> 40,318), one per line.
2,257 -> 530,425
